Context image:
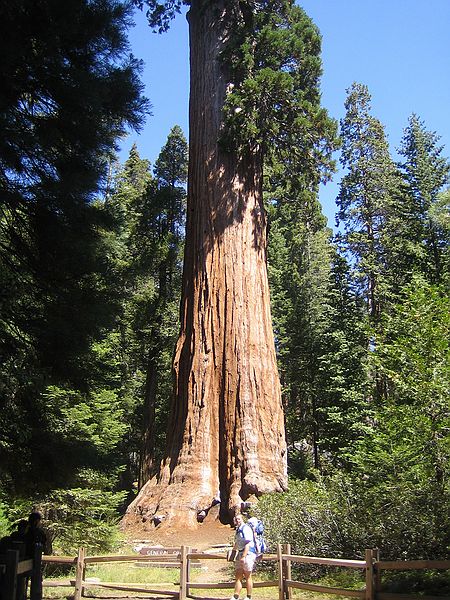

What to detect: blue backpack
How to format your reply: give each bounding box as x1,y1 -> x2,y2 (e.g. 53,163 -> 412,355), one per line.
248,518 -> 267,557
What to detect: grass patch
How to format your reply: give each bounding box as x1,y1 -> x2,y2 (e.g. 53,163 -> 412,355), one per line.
85,562 -> 181,584
43,558 -> 183,599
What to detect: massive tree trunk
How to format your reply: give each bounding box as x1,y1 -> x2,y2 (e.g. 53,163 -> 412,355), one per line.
139,353 -> 157,488
124,0 -> 287,529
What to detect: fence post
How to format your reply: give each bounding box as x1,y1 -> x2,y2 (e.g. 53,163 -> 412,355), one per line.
283,543 -> 292,600
12,542 -> 26,600
277,544 -> 284,600
74,547 -> 85,600
365,549 -> 375,600
186,545 -> 192,594
4,549 -> 19,600
30,544 -> 43,600
81,549 -> 87,597
373,548 -> 381,597
179,545 -> 189,600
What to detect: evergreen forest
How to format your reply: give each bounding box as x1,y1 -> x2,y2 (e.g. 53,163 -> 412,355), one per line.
0,0 -> 449,573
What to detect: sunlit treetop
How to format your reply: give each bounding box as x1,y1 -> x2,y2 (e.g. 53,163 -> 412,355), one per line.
134,0 -> 339,188
221,1 -> 338,187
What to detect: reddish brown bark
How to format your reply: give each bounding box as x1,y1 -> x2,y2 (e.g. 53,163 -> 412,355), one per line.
124,0 -> 286,530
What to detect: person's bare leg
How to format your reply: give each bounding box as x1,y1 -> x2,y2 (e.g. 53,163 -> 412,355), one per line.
244,570 -> 253,598
233,569 -> 244,597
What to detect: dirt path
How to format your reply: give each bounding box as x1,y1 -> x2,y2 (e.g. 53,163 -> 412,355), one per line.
123,511 -> 235,585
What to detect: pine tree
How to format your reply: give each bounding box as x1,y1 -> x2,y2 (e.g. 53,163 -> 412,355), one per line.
336,83 -> 403,320
268,190 -> 367,471
349,277 -> 450,559
398,114 -> 450,284
139,128 -> 187,485
0,0 -> 148,493
104,133 -> 187,489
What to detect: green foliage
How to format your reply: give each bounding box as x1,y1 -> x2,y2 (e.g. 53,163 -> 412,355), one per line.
0,500 -> 11,538
372,278 -> 449,413
336,82 -> 403,319
221,2 -> 338,186
39,488 -> 127,554
267,182 -> 367,469
258,278 -> 449,561
397,114 -> 450,284
256,476 -> 367,560
103,129 -> 187,486
133,0 -> 187,33
348,279 -> 450,558
0,0 -> 148,494
350,407 -> 450,559
154,124 -> 188,186
43,386 -> 129,456
380,570 -> 450,597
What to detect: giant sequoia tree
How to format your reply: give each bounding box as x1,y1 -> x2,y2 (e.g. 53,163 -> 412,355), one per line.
125,0 -> 337,527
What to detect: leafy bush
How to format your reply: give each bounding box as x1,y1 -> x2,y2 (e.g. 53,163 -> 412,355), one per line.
0,500 -> 11,538
349,407 -> 450,560
255,476 -> 366,559
256,470 -> 449,567
38,488 -> 127,554
0,496 -> 34,534
381,570 -> 450,596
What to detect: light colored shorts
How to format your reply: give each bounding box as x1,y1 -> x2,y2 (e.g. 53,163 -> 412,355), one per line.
236,551 -> 257,572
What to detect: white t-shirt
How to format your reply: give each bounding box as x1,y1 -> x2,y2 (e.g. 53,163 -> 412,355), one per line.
235,524 -> 255,552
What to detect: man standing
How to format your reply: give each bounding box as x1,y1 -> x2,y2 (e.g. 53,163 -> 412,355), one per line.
229,514 -> 256,600
24,512 -> 51,557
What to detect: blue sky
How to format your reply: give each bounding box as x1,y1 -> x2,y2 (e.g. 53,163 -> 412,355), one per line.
121,1 -> 450,227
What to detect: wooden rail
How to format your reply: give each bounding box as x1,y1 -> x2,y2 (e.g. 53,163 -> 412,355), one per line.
282,546 -> 450,600
40,544 -> 450,600
0,543 -> 43,600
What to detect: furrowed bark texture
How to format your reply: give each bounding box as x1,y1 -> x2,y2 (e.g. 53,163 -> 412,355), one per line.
124,0 -> 287,529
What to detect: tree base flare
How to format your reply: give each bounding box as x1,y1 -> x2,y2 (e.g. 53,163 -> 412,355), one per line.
122,468 -> 286,531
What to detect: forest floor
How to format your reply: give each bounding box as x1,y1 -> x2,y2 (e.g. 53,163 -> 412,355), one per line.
123,507 -> 234,552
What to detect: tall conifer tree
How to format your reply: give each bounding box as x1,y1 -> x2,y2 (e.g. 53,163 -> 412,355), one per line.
398,114 -> 450,284
0,0 -> 148,492
268,189 -> 367,471
125,0 -> 337,527
336,83 -> 400,321
106,133 -> 187,489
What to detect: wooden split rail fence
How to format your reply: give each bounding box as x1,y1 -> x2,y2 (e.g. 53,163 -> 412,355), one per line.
40,545 -> 449,600
0,543 -> 43,600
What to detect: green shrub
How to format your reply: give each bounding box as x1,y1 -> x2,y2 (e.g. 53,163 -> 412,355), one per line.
39,488 -> 127,554
0,496 -> 34,535
255,471 -> 449,568
381,570 -> 450,596
0,500 -> 11,538
255,476 -> 367,561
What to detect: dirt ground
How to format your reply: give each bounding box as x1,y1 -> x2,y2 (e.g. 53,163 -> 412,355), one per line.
123,507 -> 234,552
